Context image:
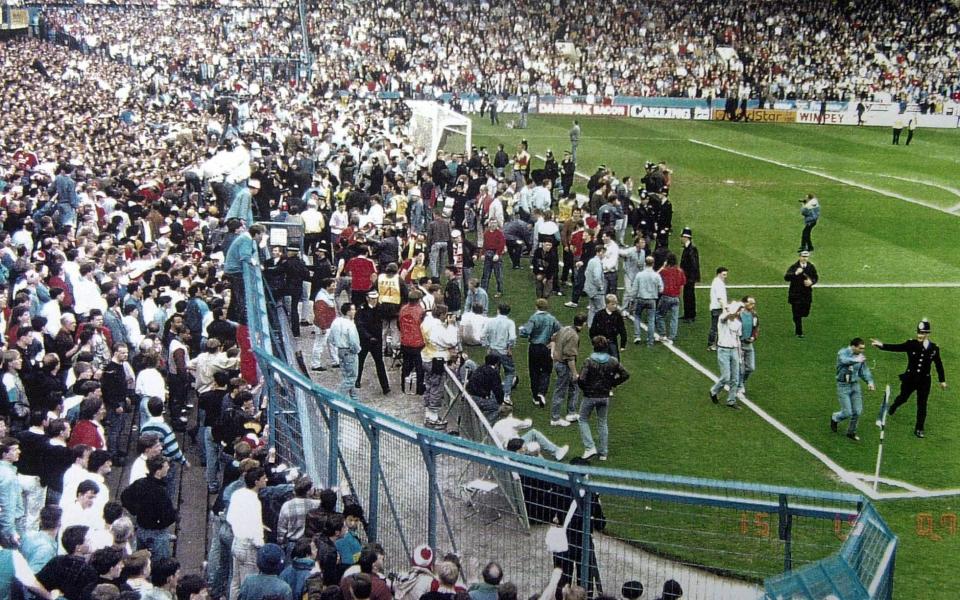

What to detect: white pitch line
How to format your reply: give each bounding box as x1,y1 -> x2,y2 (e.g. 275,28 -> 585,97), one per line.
630,317 -> 882,499
537,153 -> 955,499
696,282 -> 960,289
688,139 -> 955,216
849,472 -> 924,493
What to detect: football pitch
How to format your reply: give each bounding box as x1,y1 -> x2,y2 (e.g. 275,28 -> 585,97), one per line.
470,116 -> 960,597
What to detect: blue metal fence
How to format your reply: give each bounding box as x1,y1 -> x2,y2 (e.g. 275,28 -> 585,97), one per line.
241,261 -> 896,599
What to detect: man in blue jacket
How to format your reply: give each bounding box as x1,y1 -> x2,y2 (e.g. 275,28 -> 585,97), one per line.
830,337 -> 875,441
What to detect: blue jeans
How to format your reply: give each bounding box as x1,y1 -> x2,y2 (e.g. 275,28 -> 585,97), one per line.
833,382 -> 863,434
655,296 -> 680,341
490,350 -> 515,397
521,429 -> 559,456
429,242 -> 448,278
586,294 -> 605,328
552,362 -> 579,420
104,407 -> 128,461
164,461 -> 181,505
208,514 -> 233,599
139,397 -> 151,428
710,347 -> 741,405
204,427 -> 220,492
739,343 -> 755,393
137,527 -> 172,559
578,397 -> 609,456
633,298 -> 657,345
481,257 -> 503,294
338,348 -> 361,400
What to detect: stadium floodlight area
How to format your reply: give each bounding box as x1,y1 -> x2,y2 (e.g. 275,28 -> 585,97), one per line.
242,262 -> 897,600
406,99 -> 472,162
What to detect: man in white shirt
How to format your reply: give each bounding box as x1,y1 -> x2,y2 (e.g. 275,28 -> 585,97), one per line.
60,445 -> 93,510
227,467 -> 267,600
707,266 -> 729,351
459,305 -> 489,346
491,405 -> 568,460
709,301 -> 743,409
128,433 -> 163,486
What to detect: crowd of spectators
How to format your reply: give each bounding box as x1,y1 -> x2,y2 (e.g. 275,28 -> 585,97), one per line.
41,0 -> 960,103
1,0 -> 945,596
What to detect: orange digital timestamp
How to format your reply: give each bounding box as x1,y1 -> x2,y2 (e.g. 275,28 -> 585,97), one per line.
915,513 -> 958,541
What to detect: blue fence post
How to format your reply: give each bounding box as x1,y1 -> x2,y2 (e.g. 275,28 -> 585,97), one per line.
355,411 -> 380,542
778,494 -> 793,572
327,408 -> 340,488
578,484 -> 594,591
419,436 -> 438,550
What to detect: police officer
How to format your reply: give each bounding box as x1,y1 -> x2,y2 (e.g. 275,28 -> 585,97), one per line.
871,319 -> 947,438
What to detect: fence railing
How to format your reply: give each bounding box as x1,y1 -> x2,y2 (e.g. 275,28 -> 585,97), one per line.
241,251 -> 896,599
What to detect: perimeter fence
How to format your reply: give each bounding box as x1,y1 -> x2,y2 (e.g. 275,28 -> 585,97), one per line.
242,260 -> 896,600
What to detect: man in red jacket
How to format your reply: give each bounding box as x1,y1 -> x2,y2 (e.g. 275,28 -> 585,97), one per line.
68,397 -> 107,450
311,279 -> 338,371
344,245 -> 378,308
481,223 -> 506,297
397,292 -> 425,395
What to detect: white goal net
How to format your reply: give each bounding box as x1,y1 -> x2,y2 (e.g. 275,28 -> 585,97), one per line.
406,100 -> 472,162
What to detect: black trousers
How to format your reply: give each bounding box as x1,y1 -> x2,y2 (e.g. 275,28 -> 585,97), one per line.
791,301 -> 811,335
357,343 -> 390,393
400,345 -> 425,395
507,240 -> 524,268
682,281 -> 697,320
560,249 -> 575,285
528,343 -> 552,397
800,221 -> 817,251
890,376 -> 932,432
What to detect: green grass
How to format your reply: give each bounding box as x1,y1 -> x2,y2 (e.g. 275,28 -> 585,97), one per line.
468,116 -> 960,597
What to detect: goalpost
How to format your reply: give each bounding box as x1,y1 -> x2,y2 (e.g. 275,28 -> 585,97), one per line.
406,100 -> 472,163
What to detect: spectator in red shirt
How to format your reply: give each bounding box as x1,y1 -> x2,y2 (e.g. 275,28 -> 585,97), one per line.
656,253 -> 687,343
397,292 -> 425,395
344,245 -> 378,307
68,397 -> 107,450
480,223 -> 506,297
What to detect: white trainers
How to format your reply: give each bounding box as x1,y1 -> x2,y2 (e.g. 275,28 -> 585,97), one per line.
598,454 -> 608,461
565,413 -> 580,422
555,445 -> 569,460
564,301 -> 578,308
582,448 -> 598,460
550,418 -> 571,427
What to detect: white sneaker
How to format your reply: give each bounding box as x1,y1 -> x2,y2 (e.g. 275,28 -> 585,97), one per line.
550,418 -> 571,427
565,413 -> 580,422
582,448 -> 598,460
555,445 -> 569,461
598,454 -> 608,461
564,301 -> 578,308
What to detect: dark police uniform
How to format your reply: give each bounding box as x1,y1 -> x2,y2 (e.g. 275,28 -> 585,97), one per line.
877,331 -> 946,437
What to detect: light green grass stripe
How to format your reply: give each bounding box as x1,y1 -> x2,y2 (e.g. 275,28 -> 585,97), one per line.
689,138 -> 952,215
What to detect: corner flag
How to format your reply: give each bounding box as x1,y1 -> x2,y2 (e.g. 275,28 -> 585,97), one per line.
875,386 -> 890,428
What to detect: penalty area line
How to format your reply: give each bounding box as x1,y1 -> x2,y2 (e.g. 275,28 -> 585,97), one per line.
688,139 -> 953,217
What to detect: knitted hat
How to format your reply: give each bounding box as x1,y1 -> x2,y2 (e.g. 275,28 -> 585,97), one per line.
257,543 -> 285,575
411,544 -> 434,568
